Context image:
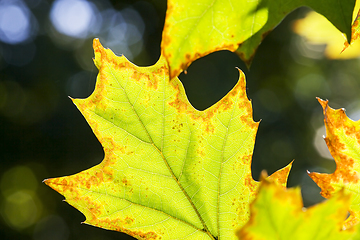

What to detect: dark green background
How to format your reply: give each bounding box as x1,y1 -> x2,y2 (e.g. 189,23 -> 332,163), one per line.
1,0 -> 359,239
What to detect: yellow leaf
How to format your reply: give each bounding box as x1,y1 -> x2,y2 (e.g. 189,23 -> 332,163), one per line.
309,98 -> 360,229
238,175 -> 353,240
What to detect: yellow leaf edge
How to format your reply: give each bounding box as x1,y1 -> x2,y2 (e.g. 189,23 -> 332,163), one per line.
308,97 -> 360,229
237,172 -> 356,240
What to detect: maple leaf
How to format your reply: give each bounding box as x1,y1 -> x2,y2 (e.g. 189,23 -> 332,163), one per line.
44,39 -> 291,239
309,98 -> 360,229
237,174 -> 355,240
162,0 -> 355,78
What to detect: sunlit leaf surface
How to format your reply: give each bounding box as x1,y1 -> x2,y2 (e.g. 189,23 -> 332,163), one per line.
309,98 -> 360,229
237,176 -> 353,240
44,39 -> 291,239
162,0 -> 355,78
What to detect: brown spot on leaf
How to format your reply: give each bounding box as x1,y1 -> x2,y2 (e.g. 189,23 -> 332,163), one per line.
241,155 -> 252,166
160,0 -> 173,48
244,174 -> 258,194
240,114 -> 257,129
122,177 -> 130,187
123,217 -> 134,225
122,229 -> 159,239
61,178 -> 68,187
196,148 -> 205,157
85,197 -> 102,218
168,84 -> 189,113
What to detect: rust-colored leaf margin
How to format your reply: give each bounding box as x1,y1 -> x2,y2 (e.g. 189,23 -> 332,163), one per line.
343,7 -> 360,51
308,97 -> 360,229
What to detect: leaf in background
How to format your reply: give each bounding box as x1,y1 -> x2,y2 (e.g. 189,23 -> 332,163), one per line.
309,98 -> 360,229
237,0 -> 356,65
44,39 -> 292,239
293,1 -> 360,60
343,7 -> 360,52
162,0 -> 269,78
162,0 -> 355,78
237,174 -> 353,240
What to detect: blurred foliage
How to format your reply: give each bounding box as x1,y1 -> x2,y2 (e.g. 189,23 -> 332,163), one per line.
237,177 -> 353,240
293,0 -> 360,60
293,12 -> 360,59
1,0 -> 360,239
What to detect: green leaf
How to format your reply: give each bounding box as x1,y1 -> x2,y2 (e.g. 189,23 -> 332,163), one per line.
237,0 -> 356,65
309,98 -> 360,229
44,39 -> 291,239
237,175 -> 353,240
162,0 -> 355,77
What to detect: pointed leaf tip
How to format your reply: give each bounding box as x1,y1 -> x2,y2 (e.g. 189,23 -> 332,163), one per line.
93,38 -> 101,50
267,161 -> 293,188
317,97 -> 329,111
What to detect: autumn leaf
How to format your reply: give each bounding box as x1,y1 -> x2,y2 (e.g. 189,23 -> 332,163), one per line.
162,0 -> 355,78
44,39 -> 291,240
293,1 -> 360,60
309,98 -> 360,229
237,174 -> 354,240
343,7 -> 360,52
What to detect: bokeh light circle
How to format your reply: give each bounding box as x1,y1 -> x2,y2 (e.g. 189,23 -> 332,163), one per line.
0,1 -> 32,44
50,0 -> 96,38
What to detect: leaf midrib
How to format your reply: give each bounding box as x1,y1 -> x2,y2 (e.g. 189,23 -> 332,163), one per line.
105,61 -> 216,239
